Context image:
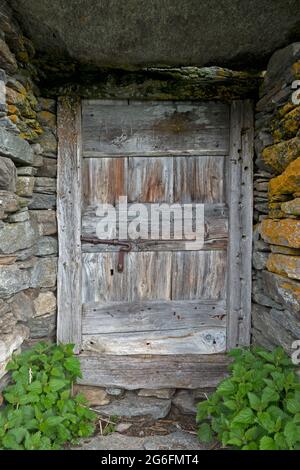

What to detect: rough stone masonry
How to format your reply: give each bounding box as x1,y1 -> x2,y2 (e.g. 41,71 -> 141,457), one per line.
252,43 -> 300,352
0,5 -> 58,384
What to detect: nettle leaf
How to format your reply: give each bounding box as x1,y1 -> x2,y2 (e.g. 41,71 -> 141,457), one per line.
247,392 -> 261,411
283,422 -> 300,448
198,423 -> 213,443
286,398 -> 300,415
261,386 -> 279,405
64,357 -> 82,377
217,379 -> 235,395
232,408 -> 254,425
259,436 -> 277,450
258,412 -> 276,433
223,400 -> 237,411
48,378 -> 67,392
19,392 -> 40,405
27,381 -> 42,395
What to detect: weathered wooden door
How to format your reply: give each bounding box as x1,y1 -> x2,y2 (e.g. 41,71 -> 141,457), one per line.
57,98 -> 253,389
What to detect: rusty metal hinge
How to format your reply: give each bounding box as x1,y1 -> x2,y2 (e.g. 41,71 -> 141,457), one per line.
81,237 -> 132,272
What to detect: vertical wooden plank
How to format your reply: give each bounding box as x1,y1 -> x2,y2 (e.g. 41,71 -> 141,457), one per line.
57,97 -> 82,352
173,156 -> 225,203
226,101 -> 253,349
82,157 -> 127,207
128,157 -> 173,203
226,101 -> 243,350
239,100 -> 254,346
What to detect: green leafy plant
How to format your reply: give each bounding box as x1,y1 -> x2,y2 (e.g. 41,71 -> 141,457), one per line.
197,347 -> 300,450
0,342 -> 96,450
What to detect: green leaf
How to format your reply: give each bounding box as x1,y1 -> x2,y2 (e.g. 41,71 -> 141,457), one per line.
248,392 -> 261,411
259,436 -> 277,450
64,357 -> 82,377
287,398 -> 300,415
27,380 -> 42,395
48,378 -> 67,392
2,432 -> 22,450
232,408 -> 254,425
9,427 -> 27,444
284,422 -> 299,448
217,379 -> 235,395
227,437 -> 243,447
258,412 -> 276,432
19,392 -> 40,405
261,386 -> 279,405
197,423 -> 213,443
223,400 -> 237,411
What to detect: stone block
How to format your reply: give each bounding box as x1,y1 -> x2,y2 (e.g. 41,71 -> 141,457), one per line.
266,253 -> 300,280
0,38 -> 17,73
34,236 -> 58,256
36,157 -> 57,178
29,209 -> 57,236
0,324 -> 29,379
0,156 -> 16,191
0,127 -> 34,165
0,219 -> 39,254
269,157 -> 300,201
7,290 -> 35,322
281,198 -> 300,216
262,137 -> 300,174
73,385 -> 110,406
16,176 -> 35,197
34,177 -> 56,194
28,192 -> 56,209
33,291 -> 56,317
261,218 -> 300,248
30,256 -> 57,288
27,311 -> 56,339
17,166 -> 37,176
37,130 -> 57,156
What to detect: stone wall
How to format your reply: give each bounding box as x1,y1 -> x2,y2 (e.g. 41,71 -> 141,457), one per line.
252,43 -> 300,353
0,7 -> 57,383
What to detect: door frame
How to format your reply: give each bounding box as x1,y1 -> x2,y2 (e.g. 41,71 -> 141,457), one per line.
56,97 -> 253,353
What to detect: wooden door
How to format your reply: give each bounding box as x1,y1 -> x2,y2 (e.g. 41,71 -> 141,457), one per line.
57,98 -> 253,389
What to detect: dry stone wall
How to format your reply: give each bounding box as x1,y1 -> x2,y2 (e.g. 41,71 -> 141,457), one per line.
253,43 -> 300,353
0,8 -> 57,383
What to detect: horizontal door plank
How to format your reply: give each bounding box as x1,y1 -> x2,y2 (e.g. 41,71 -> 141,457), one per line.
81,203 -> 228,247
82,101 -> 229,156
78,353 -> 230,389
82,250 -> 227,303
82,299 -> 226,334
82,327 -> 226,355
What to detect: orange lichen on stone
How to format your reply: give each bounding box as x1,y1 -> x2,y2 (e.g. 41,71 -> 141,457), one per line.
8,114 -> 18,124
260,218 -> 300,248
269,157 -> 300,200
281,198 -> 300,216
272,105 -> 300,143
266,253 -> 300,280
292,60 -> 300,79
262,137 -> 300,174
281,282 -> 300,302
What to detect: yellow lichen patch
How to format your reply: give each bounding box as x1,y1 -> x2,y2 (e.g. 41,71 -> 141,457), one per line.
281,198 -> 300,216
5,87 -> 26,106
272,105 -> 300,143
8,114 -> 19,124
292,61 -> 300,79
261,218 -> 300,248
7,104 -> 19,115
266,253 -> 300,280
269,157 -> 300,200
281,282 -> 300,302
262,137 -> 300,174
37,111 -> 56,129
276,102 -> 296,119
